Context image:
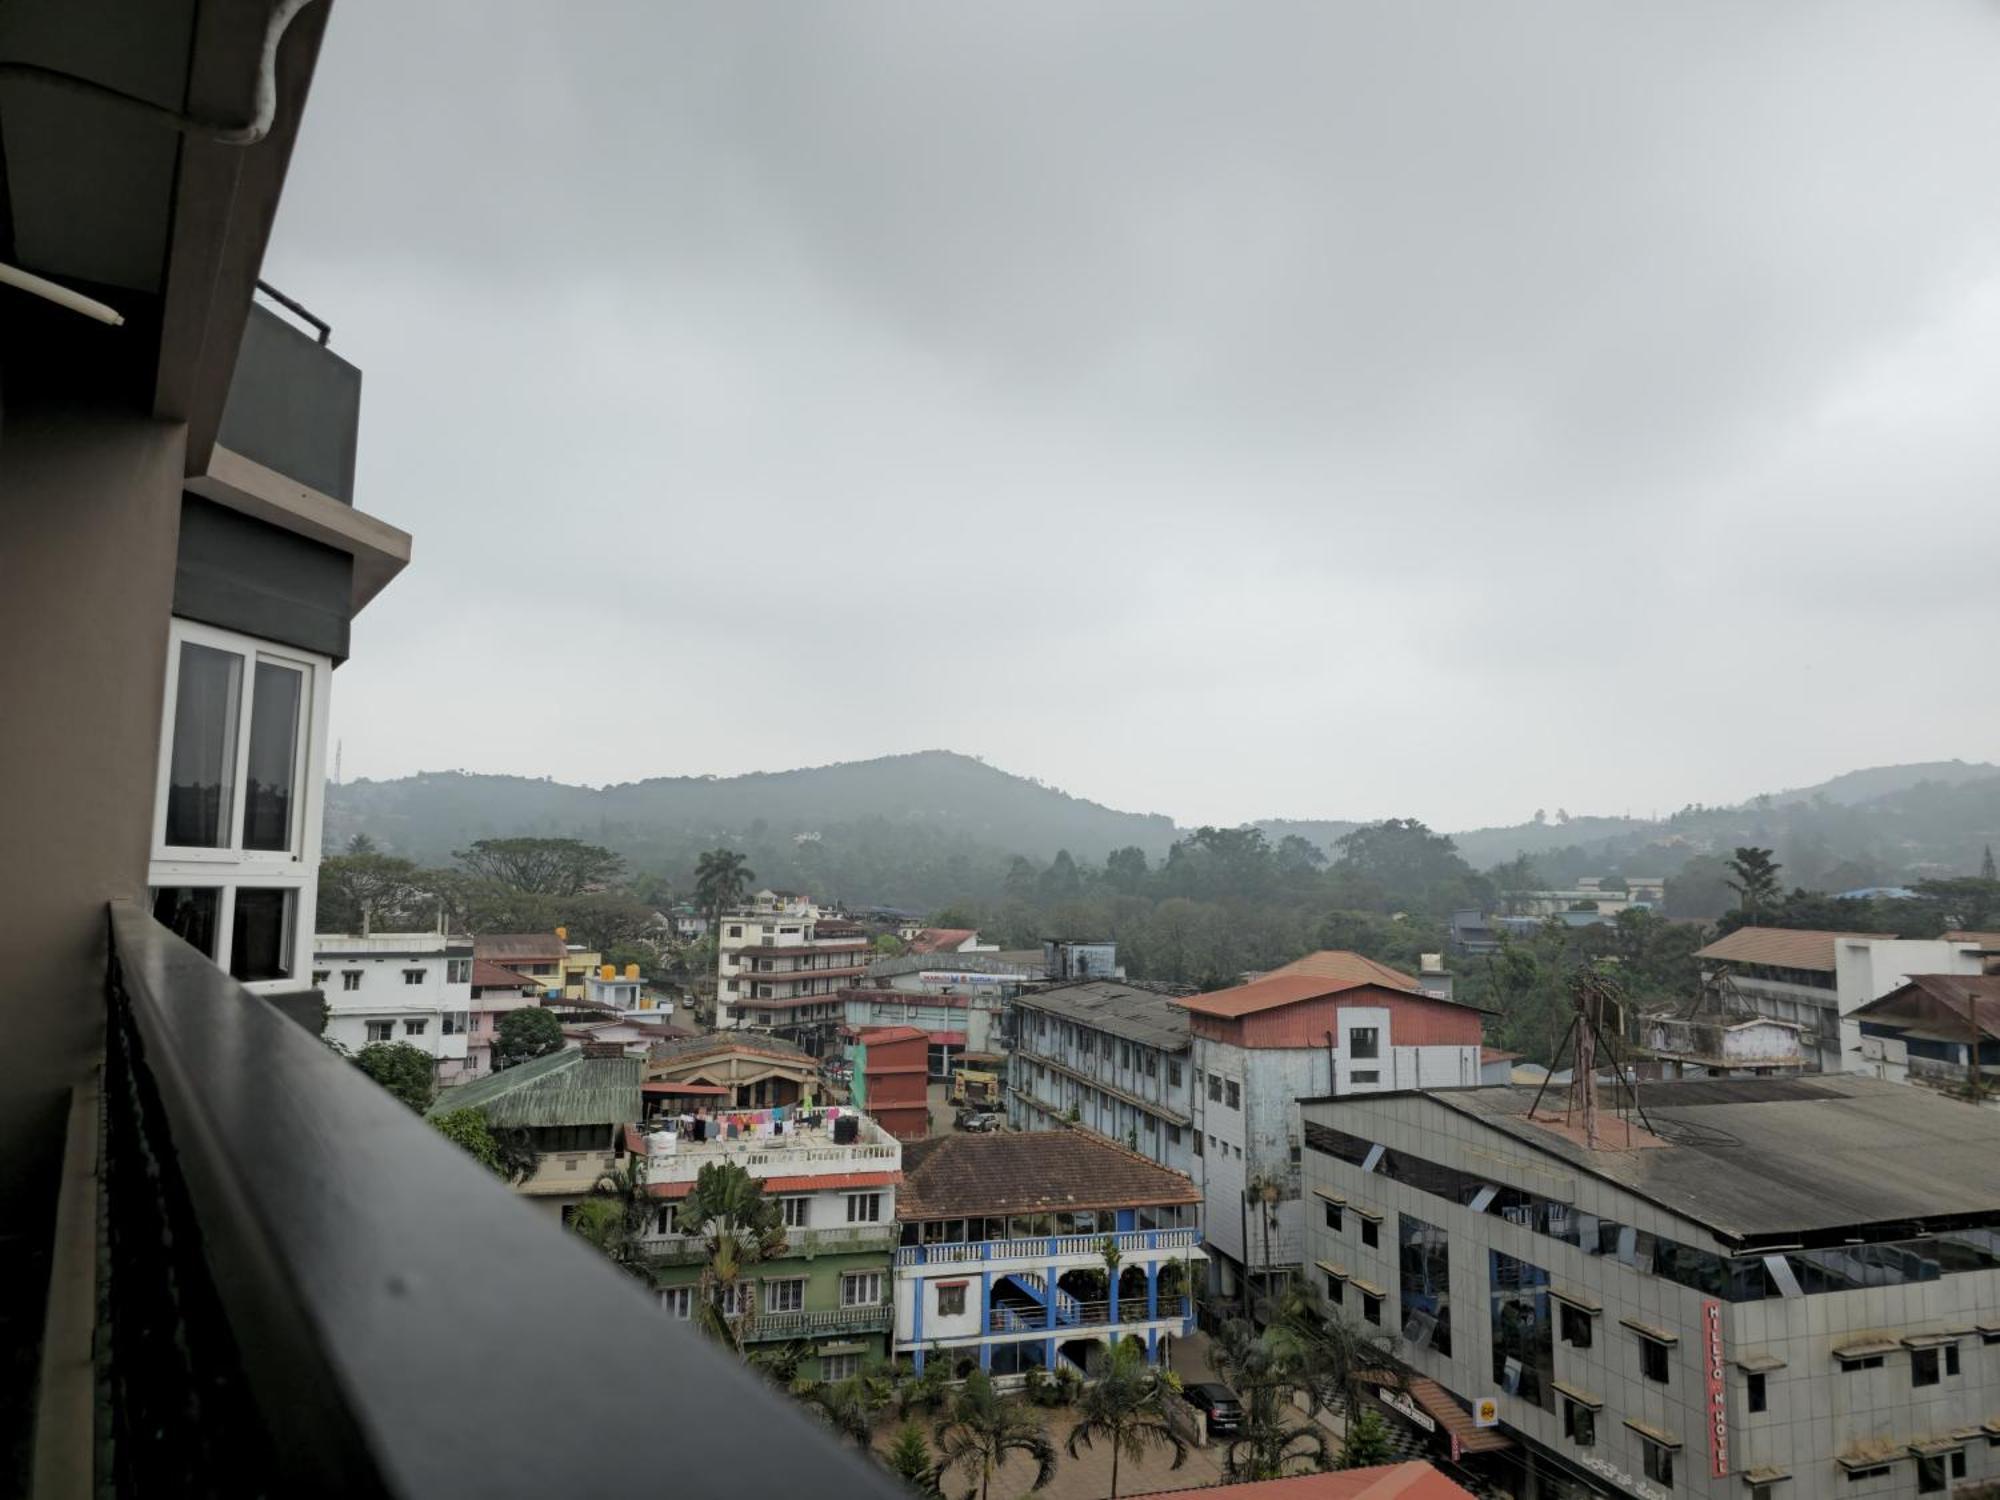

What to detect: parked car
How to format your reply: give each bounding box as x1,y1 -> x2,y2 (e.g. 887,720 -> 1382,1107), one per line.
1184,1382 -> 1242,1435
956,1110 -> 1004,1133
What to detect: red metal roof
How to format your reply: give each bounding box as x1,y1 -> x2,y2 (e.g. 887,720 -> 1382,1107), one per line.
857,1025 -> 928,1044
909,928 -> 977,954
928,1031 -> 967,1046
646,1169 -> 901,1201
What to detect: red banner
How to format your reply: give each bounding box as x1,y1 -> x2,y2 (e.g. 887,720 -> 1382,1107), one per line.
1703,1299 -> 1729,1478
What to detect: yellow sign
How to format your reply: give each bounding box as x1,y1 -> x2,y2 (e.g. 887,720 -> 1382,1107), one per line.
1473,1397 -> 1499,1428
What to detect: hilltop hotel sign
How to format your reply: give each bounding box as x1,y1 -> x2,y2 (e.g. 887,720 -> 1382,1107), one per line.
1703,1298 -> 1730,1477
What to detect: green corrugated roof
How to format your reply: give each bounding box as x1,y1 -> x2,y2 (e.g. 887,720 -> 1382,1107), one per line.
429,1048 -> 641,1129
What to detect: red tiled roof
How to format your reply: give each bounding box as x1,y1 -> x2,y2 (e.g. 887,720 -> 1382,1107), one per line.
1178,951 -> 1426,1019
1131,1463 -> 1473,1498
858,1026 -> 928,1044
899,1131 -> 1198,1220
909,928 -> 977,954
646,1170 -> 900,1201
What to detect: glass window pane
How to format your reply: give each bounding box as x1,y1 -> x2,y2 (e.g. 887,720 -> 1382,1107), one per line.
164,643 -> 242,847
231,888 -> 294,982
152,886 -> 221,958
243,662 -> 303,851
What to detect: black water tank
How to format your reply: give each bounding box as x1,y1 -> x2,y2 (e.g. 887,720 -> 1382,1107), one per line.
833,1114 -> 859,1144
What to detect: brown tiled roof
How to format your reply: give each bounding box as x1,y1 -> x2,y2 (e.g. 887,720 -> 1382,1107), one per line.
473,932 -> 566,963
1695,926 -> 1892,973
471,959 -> 538,989
1177,951 -> 1425,1019
857,1025 -> 928,1044
1854,974 -> 2000,1041
649,1032 -> 816,1068
1947,930 -> 2000,950
909,928 -> 977,954
899,1130 -> 1198,1219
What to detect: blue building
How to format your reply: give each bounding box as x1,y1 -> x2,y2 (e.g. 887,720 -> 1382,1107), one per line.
891,1132 -> 1202,1378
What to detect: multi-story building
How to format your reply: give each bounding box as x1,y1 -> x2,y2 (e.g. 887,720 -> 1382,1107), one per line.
1300,1075 -> 2000,1500
465,959 -> 542,1076
1694,928 -> 1991,1074
314,932 -> 474,1080
1007,980 -> 1196,1173
850,1026 -> 932,1141
647,1033 -> 824,1110
840,950 -> 1042,1076
892,1132 -> 1203,1378
1851,975 -> 2000,1091
716,905 -> 871,1050
474,932 -> 568,998
634,1106 -> 902,1381
1177,950 -> 1488,1302
558,933 -> 604,1001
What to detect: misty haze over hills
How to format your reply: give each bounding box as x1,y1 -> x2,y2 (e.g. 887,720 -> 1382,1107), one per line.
327,751 -> 2000,906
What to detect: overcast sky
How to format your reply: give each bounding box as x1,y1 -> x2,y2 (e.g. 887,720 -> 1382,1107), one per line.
267,1 -> 2000,831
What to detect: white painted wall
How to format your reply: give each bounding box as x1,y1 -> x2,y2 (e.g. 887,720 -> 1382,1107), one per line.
316,933 -> 472,1070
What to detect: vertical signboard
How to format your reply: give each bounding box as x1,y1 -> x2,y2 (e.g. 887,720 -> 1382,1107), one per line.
1703,1298 -> 1729,1478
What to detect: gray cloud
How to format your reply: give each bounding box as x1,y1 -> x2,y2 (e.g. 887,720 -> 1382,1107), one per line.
267,0 -> 2000,830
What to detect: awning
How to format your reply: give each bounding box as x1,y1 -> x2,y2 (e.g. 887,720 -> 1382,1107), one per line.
1832,1336 -> 1901,1361
1312,1188 -> 1347,1206
1349,1277 -> 1388,1299
1619,1317 -> 1678,1345
1351,1205 -> 1384,1223
1552,1380 -> 1602,1410
1741,1466 -> 1790,1485
1622,1417 -> 1681,1450
1315,1261 -> 1350,1281
1902,1332 -> 1960,1349
1734,1352 -> 1786,1373
1550,1286 -> 1601,1313
1909,1437 -> 1960,1458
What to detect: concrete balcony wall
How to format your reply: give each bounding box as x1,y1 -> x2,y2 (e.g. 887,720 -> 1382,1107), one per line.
216,304 -> 360,504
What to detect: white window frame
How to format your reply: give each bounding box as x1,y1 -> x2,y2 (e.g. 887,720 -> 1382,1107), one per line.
841,1271 -> 882,1307
659,1286 -> 692,1319
149,618 -> 330,994
364,1020 -> 395,1044
781,1196 -> 811,1228
847,1193 -> 882,1223
820,1352 -> 862,1382
765,1278 -> 805,1313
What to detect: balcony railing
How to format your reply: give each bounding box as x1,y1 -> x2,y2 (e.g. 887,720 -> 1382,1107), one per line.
101,903 -> 899,1498
988,1299 -> 1193,1332
642,1223 -> 900,1265
216,300 -> 362,503
739,1304 -> 892,1341
896,1227 -> 1200,1267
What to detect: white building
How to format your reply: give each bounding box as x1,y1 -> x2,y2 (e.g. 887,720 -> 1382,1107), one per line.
715,902 -> 870,1046
315,932 -> 474,1081
1694,927 -> 1989,1074
1174,950 -> 1487,1301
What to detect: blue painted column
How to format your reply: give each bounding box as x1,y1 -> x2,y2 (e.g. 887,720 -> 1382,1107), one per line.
979,1271 -> 993,1370
1109,1270 -> 1120,1328
1047,1256 -> 1060,1328
912,1276 -> 925,1372
1147,1261 -> 1159,1322
1146,1328 -> 1158,1362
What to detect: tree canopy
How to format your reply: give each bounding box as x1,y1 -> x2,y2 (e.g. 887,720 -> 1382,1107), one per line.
494,1006 -> 564,1070
353,1041 -> 438,1112
453,837 -> 625,895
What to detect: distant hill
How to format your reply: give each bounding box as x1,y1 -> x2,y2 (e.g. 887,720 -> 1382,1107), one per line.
327,753 -> 2000,907
327,749 -> 1178,877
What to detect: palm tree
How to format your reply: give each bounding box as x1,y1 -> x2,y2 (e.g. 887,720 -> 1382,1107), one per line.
795,1365 -> 894,1448
675,1159 -> 787,1352
576,1157 -> 656,1278
1065,1340 -> 1188,1499
1207,1310 -> 1348,1481
694,848 -> 756,931
932,1369 -> 1058,1500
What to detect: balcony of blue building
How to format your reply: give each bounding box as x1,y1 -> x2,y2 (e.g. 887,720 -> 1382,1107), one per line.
888,1132 -> 1204,1379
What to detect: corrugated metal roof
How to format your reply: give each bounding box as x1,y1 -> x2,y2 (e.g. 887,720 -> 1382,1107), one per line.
1015,980 -> 1190,1050
1854,974 -> 2000,1041
431,1048 -> 641,1130
1418,1075 -> 2000,1244
1694,926 -> 1892,973
1179,952 -> 1429,1018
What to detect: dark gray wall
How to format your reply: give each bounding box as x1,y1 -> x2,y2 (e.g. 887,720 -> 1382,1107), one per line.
0,406 -> 185,1476
175,495 -> 354,662
215,304 -> 361,504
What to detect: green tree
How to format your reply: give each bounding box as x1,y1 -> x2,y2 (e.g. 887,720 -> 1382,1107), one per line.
1724,847 -> 1782,923
429,1106 -> 502,1173
569,1157 -> 654,1279
345,832 -> 378,854
1065,1339 -> 1188,1499
932,1369 -> 1057,1500
1913,875 -> 2000,933
885,1421 -> 942,1495
874,932 -> 909,957
353,1041 -> 437,1111
454,836 -> 625,896
1339,1407 -> 1394,1469
494,1006 -> 564,1070
557,891 -> 658,953
676,1160 -> 787,1353
795,1366 -> 894,1448
317,852 -> 429,935
693,848 -> 756,929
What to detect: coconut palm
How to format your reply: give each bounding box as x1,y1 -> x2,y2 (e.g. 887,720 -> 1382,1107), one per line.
795,1365 -> 895,1448
1207,1315 -> 1334,1481
694,847 -> 756,930
576,1157 -> 655,1278
675,1159 -> 787,1352
932,1368 -> 1058,1500
1065,1340 -> 1187,1499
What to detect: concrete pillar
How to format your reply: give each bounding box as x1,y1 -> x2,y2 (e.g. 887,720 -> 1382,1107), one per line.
1147,1261 -> 1159,1322
1047,1259 -> 1059,1328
